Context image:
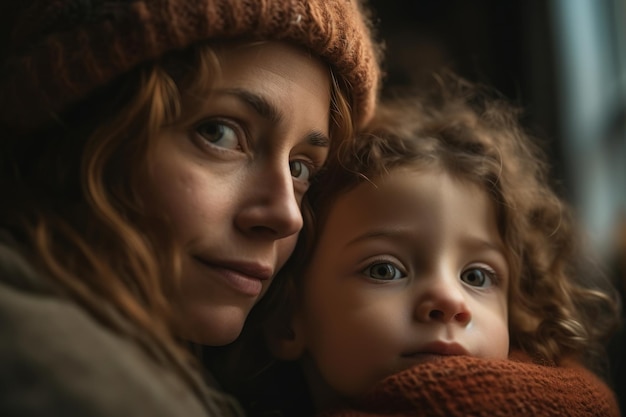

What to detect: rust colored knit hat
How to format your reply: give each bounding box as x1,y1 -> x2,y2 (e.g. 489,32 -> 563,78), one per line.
0,0 -> 383,134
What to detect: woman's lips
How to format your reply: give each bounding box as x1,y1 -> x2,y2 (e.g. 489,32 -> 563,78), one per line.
193,256 -> 272,297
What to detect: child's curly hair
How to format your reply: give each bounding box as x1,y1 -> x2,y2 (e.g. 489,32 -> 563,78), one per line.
285,74 -> 620,373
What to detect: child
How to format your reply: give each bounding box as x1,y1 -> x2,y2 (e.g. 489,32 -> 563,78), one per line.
227,76 -> 621,416
0,1 -> 383,416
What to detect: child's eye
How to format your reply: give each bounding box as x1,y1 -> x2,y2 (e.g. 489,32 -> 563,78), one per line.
194,121 -> 241,151
289,160 -> 313,181
460,267 -> 496,288
363,262 -> 404,281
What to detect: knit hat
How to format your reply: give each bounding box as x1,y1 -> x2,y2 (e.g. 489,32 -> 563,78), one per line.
0,0 -> 383,134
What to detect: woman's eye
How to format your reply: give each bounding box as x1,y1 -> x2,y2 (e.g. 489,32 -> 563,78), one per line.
460,268 -> 495,287
290,160 -> 312,181
195,121 -> 240,151
363,262 -> 404,281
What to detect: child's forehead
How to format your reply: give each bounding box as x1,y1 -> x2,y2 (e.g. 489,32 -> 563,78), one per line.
322,166 -> 508,257
347,167 -> 501,229
365,164 -> 470,189
338,167 -> 488,214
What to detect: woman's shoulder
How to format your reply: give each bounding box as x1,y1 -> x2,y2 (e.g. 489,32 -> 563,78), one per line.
0,234 -> 243,417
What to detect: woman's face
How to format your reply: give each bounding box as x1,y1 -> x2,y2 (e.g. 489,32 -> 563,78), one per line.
139,41 -> 331,345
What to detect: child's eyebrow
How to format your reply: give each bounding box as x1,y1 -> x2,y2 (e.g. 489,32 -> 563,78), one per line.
344,227 -> 417,248
222,87 -> 330,147
344,229 -> 508,259
459,237 -> 509,269
459,236 -> 506,255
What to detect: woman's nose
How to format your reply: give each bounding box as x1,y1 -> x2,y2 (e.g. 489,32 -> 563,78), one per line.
414,275 -> 472,325
235,162 -> 303,240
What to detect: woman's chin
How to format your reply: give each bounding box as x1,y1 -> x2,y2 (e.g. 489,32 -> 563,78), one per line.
182,306 -> 247,346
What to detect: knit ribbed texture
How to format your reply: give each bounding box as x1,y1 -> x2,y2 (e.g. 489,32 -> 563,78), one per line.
0,0 -> 382,133
320,354 -> 621,417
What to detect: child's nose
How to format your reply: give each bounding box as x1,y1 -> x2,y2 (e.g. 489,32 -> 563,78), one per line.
414,275 -> 472,325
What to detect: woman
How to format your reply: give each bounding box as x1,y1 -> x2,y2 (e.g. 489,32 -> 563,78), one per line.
0,1 -> 383,416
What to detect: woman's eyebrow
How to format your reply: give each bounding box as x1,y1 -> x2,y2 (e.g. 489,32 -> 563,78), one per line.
306,131 -> 330,147
224,87 -> 282,124
223,87 -> 330,147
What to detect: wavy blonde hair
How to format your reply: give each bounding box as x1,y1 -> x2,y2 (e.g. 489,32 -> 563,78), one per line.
0,41 -> 353,402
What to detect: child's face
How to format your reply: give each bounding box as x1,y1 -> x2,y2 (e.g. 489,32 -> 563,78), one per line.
294,167 -> 510,400
138,42 -> 331,345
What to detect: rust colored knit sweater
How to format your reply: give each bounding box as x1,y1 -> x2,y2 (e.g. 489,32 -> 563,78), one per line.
319,354 -> 621,417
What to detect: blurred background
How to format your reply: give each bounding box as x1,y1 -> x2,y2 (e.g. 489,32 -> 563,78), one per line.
368,0 -> 625,408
